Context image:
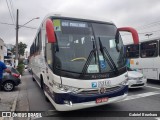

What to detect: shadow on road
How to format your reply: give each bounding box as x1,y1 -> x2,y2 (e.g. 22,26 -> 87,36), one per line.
147,79 -> 160,85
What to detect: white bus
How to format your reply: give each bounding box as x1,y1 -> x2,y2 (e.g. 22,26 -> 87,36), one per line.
29,14 -> 139,111
126,37 -> 160,80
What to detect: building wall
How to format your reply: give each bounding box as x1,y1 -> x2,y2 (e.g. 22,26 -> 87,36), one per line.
0,38 -> 4,62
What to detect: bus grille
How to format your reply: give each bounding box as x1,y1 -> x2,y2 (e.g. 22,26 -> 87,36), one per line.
137,77 -> 143,80
77,86 -> 123,96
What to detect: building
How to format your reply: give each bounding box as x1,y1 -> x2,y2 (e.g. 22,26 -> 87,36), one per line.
0,38 -> 4,62
4,43 -> 15,65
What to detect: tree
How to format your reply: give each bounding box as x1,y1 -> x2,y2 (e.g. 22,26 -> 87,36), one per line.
18,42 -> 27,59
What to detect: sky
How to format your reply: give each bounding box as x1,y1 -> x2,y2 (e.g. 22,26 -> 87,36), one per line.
1,0 -> 160,52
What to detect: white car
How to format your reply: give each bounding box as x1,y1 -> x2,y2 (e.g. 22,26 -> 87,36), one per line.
127,67 -> 147,88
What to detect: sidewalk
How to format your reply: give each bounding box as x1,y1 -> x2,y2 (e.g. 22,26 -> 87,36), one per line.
0,70 -> 29,120
0,86 -> 19,120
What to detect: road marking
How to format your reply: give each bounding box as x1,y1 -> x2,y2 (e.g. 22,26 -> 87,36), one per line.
121,91 -> 160,102
146,85 -> 160,90
155,117 -> 160,120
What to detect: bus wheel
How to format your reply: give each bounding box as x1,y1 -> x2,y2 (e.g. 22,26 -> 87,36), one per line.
32,74 -> 35,81
45,93 -> 50,102
40,75 -> 49,102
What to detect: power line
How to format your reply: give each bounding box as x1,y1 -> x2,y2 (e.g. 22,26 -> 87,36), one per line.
121,29 -> 160,36
8,0 -> 16,24
136,21 -> 160,31
138,30 -> 160,35
0,22 -> 37,30
5,0 -> 15,25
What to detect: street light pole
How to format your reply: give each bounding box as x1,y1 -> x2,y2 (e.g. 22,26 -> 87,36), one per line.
15,9 -> 39,68
145,33 -> 153,39
19,17 -> 40,28
15,9 -> 19,67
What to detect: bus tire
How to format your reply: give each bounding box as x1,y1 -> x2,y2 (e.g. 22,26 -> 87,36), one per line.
32,74 -> 35,81
40,75 -> 50,102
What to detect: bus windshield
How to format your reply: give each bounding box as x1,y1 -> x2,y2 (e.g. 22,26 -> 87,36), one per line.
53,19 -> 125,74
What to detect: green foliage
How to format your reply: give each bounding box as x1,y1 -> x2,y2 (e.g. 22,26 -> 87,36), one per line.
18,42 -> 27,58
17,63 -> 25,75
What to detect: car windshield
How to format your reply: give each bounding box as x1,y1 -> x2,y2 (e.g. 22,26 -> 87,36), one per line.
53,19 -> 126,74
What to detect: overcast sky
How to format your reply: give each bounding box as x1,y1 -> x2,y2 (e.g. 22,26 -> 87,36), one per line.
1,0 -> 160,52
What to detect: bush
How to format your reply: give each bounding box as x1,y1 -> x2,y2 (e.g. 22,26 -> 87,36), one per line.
17,63 -> 25,75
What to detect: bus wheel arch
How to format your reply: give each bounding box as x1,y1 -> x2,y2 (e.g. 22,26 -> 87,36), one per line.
32,71 -> 35,81
40,74 -> 50,102
40,74 -> 44,90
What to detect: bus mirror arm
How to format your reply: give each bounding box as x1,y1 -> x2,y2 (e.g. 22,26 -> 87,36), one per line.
53,43 -> 59,52
118,27 -> 139,44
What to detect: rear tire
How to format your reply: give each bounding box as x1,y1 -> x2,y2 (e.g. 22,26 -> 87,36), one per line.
3,81 -> 15,92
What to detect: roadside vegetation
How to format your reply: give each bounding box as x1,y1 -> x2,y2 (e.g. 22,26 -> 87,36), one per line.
16,59 -> 25,75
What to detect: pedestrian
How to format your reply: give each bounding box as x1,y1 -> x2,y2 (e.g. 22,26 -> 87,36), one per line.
0,61 -> 11,91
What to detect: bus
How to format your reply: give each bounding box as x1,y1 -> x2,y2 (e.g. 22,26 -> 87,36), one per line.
29,14 -> 139,111
126,37 -> 160,80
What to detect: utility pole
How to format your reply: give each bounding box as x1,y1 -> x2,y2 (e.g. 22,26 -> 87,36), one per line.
15,9 -> 19,68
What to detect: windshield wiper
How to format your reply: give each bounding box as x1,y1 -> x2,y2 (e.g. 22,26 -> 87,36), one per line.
82,39 -> 99,75
98,37 -> 119,74
81,39 -> 98,74
81,48 -> 97,74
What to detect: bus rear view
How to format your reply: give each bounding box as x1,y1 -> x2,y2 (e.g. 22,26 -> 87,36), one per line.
30,15 -> 139,111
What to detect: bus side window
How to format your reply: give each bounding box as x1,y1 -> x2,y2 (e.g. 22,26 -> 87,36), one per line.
140,41 -> 158,58
126,44 -> 139,58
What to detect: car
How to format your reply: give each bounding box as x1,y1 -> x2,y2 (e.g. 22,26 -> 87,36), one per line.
127,67 -> 147,88
1,66 -> 21,91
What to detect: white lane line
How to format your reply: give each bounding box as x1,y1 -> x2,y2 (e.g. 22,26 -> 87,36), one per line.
121,91 -> 160,102
146,85 -> 160,90
155,117 -> 160,120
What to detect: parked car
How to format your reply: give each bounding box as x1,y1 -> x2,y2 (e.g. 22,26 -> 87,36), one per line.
1,66 -> 21,91
127,67 -> 147,88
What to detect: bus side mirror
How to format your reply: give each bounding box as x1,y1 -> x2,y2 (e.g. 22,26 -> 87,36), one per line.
46,19 -> 56,43
118,27 -> 139,44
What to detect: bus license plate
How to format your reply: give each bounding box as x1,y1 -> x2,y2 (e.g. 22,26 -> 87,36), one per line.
96,97 -> 108,104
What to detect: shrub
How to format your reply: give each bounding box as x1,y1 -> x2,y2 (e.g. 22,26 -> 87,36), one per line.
17,63 -> 25,75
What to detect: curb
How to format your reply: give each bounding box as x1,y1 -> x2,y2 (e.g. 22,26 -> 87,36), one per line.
11,91 -> 19,112
9,90 -> 20,120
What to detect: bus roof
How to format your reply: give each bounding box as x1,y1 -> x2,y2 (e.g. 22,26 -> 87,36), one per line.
125,36 -> 160,45
44,13 -> 114,25
140,37 -> 160,43
31,13 -> 115,46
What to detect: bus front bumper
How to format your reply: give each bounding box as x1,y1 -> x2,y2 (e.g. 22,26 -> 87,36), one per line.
45,85 -> 128,111
52,93 -> 127,111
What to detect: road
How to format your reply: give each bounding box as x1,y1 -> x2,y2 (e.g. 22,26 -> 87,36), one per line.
16,70 -> 160,120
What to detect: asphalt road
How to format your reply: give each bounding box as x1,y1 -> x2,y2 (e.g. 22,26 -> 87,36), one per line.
21,70 -> 160,120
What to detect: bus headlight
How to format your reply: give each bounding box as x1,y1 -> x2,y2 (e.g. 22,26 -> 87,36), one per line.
119,79 -> 128,85
128,77 -> 138,80
53,81 -> 80,93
